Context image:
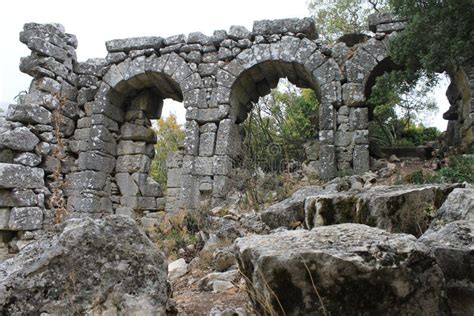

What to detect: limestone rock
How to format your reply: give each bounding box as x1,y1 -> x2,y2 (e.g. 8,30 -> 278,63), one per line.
260,186 -> 325,229
168,258 -> 188,281
235,224 -> 448,315
432,188 -> 474,225
0,126 -> 40,152
419,220 -> 474,315
0,163 -> 44,189
0,215 -> 169,315
8,206 -> 43,230
253,17 -> 317,40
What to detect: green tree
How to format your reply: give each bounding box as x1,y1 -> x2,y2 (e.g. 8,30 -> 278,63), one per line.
149,114 -> 185,190
368,72 -> 439,146
308,0 -> 389,41
388,0 -> 474,84
242,83 -> 319,172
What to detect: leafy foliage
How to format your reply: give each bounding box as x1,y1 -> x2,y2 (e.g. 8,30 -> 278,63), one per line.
241,83 -> 319,173
149,114 -> 185,190
368,72 -> 440,146
406,155 -> 474,184
389,0 -> 474,81
308,0 -> 389,41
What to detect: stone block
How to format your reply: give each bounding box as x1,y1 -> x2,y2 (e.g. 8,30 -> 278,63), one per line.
0,190 -> 38,207
117,141 -> 154,157
116,173 -> 139,196
77,152 -> 115,173
8,207 -> 43,231
65,171 -> 107,192
120,123 -> 156,143
354,130 -> 369,145
138,197 -> 157,210
67,196 -> 112,213
213,155 -> 233,175
195,156 -> 214,176
106,36 -> 164,52
228,25 -> 251,40
0,208 -> 10,229
183,120 -> 200,155
342,83 -> 365,107
253,17 -> 317,40
13,153 -> 41,167
26,37 -> 67,62
115,155 -> 150,173
199,132 -> 216,157
0,164 -> 44,189
335,131 -> 354,147
132,173 -> 162,197
353,145 -> 369,174
319,103 -> 335,130
349,107 -> 369,130
167,169 -> 182,188
6,102 -> 51,125
319,145 -> 336,180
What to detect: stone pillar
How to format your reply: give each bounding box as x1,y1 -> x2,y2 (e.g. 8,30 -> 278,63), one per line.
115,91 -> 164,216
2,23 -> 79,232
318,102 -> 337,179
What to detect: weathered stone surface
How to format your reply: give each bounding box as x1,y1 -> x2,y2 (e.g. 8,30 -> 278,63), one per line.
260,186 -> 324,229
0,190 -> 38,207
253,17 -> 317,40
168,258 -> 188,281
419,220 -> 474,315
235,224 -> 448,315
116,155 -> 151,173
77,151 -> 115,173
121,123 -> 156,143
65,171 -> 107,192
6,102 -> 52,125
228,25 -> 251,40
304,184 -> 458,236
0,215 -> 169,314
26,37 -> 67,61
8,207 -> 43,230
13,152 -> 41,167
0,126 -> 40,152
342,83 -> 365,106
0,164 -> 44,189
106,36 -> 164,52
431,188 -> 474,225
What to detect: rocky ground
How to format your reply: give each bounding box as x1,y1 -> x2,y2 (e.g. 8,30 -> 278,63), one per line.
0,157 -> 472,315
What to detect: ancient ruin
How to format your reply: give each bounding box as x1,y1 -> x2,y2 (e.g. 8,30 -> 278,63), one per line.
0,14 -> 472,235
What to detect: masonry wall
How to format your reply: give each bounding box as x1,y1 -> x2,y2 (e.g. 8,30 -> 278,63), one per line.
1,14 -> 471,244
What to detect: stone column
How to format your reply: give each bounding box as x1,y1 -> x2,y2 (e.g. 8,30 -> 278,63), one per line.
115,91 -> 164,216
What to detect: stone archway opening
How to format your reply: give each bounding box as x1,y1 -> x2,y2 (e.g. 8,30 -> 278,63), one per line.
228,60 -> 321,207
363,58 -> 456,161
104,69 -> 186,217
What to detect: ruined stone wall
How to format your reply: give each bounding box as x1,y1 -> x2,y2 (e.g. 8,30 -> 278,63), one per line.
1,14 -> 472,240
445,65 -> 474,153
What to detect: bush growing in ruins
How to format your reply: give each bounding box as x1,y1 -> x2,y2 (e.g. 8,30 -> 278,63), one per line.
368,73 -> 440,147
150,114 -> 185,190
241,84 -> 319,174
308,0 -> 389,41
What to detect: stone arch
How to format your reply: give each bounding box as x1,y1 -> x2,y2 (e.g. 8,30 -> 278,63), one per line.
68,53 -> 200,215
209,39 -> 344,204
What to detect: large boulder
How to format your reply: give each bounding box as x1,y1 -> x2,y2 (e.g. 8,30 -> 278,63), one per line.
0,215 -> 169,315
235,224 -> 448,315
431,188 -> 474,225
260,186 -> 324,229
420,220 -> 474,316
304,184 -> 459,236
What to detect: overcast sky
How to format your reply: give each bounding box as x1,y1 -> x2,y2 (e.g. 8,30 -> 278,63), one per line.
0,0 -> 449,130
